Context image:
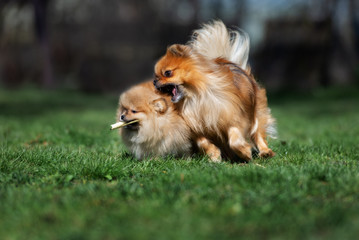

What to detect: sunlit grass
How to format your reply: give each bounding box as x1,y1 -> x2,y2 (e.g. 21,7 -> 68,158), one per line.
1,88 -> 358,240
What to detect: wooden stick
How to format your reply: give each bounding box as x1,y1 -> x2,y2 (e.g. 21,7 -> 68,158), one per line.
110,119 -> 140,130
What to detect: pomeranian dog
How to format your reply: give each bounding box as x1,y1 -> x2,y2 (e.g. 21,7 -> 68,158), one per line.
117,81 -> 222,160
154,20 -> 276,162
117,81 -> 193,159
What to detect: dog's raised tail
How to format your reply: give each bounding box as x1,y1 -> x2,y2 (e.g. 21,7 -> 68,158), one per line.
190,20 -> 250,70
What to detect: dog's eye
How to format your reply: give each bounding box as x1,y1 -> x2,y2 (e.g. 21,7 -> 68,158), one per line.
164,70 -> 173,78
131,110 -> 137,113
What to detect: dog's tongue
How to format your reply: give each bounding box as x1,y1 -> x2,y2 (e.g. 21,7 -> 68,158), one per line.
172,86 -> 177,97
171,86 -> 183,103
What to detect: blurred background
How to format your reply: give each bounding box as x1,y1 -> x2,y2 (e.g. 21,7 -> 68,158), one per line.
0,0 -> 358,93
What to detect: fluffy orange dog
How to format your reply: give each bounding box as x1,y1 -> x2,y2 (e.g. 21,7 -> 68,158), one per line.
154,20 -> 276,162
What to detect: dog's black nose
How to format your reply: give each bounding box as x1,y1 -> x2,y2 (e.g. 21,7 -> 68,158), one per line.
153,79 -> 158,86
120,114 -> 125,120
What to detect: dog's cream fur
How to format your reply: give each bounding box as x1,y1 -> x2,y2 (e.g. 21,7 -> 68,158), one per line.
190,20 -> 250,70
118,81 -> 192,159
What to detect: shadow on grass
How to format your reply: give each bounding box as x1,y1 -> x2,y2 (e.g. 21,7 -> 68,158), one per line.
268,87 -> 359,104
1,87 -> 358,120
0,89 -> 118,118
268,87 -> 359,118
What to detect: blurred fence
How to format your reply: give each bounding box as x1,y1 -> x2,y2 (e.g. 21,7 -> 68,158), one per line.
0,0 -> 358,92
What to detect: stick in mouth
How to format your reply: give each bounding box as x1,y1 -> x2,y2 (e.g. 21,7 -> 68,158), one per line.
110,119 -> 140,130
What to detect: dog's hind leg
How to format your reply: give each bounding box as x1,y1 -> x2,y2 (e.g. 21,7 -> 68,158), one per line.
252,89 -> 276,158
251,118 -> 275,158
228,127 -> 252,162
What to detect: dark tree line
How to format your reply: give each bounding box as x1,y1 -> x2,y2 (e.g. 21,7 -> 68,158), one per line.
0,0 -> 358,92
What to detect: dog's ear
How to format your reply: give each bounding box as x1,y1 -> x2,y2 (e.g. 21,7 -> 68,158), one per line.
167,44 -> 191,58
151,98 -> 168,114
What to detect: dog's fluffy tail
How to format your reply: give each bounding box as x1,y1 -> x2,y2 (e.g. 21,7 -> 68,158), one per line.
266,113 -> 278,139
190,20 -> 250,70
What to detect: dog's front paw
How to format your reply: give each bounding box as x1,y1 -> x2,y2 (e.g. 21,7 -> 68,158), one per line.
259,148 -> 275,158
237,145 -> 253,162
196,137 -> 222,163
208,148 -> 222,163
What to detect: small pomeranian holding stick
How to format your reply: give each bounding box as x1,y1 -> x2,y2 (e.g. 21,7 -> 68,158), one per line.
113,81 -> 221,160
154,20 -> 276,162
114,81 -> 192,159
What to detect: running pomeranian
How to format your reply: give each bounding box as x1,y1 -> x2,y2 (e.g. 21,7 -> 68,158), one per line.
154,20 -> 276,162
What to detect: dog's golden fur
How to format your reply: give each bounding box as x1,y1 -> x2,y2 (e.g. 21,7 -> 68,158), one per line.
117,81 -> 193,159
154,20 -> 276,162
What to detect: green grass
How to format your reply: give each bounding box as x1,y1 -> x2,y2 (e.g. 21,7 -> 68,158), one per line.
1,87 -> 359,240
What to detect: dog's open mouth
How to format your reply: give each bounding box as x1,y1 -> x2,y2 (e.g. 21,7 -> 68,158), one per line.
156,83 -> 184,103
